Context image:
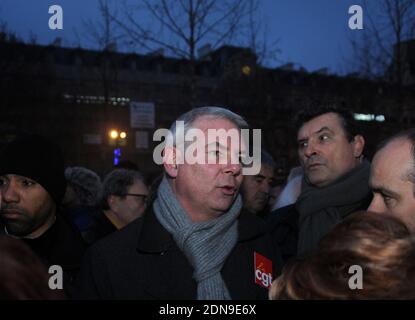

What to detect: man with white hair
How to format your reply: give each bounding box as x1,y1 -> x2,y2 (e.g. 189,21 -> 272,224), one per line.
76,106 -> 282,300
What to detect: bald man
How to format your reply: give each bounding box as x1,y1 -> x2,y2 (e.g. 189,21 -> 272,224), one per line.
368,129 -> 415,231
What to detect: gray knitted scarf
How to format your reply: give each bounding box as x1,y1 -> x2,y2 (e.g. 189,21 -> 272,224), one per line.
296,160 -> 371,257
153,177 -> 242,300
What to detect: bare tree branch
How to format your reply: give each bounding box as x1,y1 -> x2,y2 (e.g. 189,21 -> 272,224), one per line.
87,0 -> 278,106
350,0 -> 415,80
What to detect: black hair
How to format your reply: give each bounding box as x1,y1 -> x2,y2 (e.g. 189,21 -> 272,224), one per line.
294,102 -> 359,142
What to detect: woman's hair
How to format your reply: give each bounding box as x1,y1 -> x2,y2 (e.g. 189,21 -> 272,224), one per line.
270,211 -> 415,300
0,236 -> 65,300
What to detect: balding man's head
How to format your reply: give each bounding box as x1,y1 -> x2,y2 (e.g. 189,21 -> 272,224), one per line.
368,129 -> 415,231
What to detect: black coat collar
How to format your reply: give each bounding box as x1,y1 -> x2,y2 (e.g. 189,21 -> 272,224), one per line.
136,206 -> 174,253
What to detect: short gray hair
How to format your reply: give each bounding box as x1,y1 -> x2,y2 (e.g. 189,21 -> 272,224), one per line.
169,106 -> 249,146
100,169 -> 145,209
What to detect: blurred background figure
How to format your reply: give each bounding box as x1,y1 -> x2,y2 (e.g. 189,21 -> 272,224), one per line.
269,211 -> 415,300
272,166 -> 303,211
268,179 -> 284,211
84,169 -> 149,244
62,166 -> 102,235
241,150 -> 276,219
0,235 -> 65,300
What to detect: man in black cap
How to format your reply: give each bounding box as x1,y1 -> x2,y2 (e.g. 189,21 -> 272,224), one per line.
0,134 -> 86,296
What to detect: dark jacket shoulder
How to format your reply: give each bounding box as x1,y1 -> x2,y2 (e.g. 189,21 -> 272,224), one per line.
23,211 -> 86,271
82,209 -> 118,245
22,211 -> 86,297
76,208 -> 282,300
267,204 -> 299,265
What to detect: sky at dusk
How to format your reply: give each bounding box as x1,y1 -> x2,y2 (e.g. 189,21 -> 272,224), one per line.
0,0 -> 374,74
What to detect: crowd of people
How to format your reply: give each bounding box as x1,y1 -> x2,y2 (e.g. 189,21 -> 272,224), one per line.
1,104 -> 415,300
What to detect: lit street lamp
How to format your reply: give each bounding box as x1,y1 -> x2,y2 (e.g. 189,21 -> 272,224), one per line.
108,129 -> 127,165
110,130 -> 118,139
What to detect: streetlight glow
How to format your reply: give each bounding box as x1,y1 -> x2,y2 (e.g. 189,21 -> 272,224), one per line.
109,130 -> 118,139
120,132 -> 127,139
242,65 -> 251,76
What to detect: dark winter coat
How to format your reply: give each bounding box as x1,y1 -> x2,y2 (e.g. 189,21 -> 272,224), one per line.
75,207 -> 283,300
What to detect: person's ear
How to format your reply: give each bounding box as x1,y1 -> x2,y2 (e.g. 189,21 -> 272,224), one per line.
163,146 -> 181,178
352,135 -> 365,158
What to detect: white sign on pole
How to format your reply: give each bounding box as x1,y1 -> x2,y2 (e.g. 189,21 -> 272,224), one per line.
130,101 -> 155,128
135,131 -> 149,149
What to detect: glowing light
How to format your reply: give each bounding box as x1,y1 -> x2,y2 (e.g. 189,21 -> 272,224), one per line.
375,115 -> 385,122
354,113 -> 386,122
109,130 -> 118,139
242,65 -> 251,76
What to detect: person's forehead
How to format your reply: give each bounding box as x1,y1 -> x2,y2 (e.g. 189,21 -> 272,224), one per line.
373,139 -> 412,178
192,115 -> 246,150
192,115 -> 240,131
373,139 -> 413,169
1,174 -> 50,196
1,173 -> 36,181
297,112 -> 344,138
128,180 -> 148,192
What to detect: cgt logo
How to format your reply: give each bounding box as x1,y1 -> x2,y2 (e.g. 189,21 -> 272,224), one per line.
254,252 -> 273,289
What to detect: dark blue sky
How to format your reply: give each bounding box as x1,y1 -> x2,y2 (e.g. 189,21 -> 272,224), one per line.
0,0 -> 371,74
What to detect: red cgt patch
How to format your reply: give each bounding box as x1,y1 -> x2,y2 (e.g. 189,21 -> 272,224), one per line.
254,252 -> 273,289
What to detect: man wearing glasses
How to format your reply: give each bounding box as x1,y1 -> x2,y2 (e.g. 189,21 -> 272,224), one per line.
84,169 -> 149,244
